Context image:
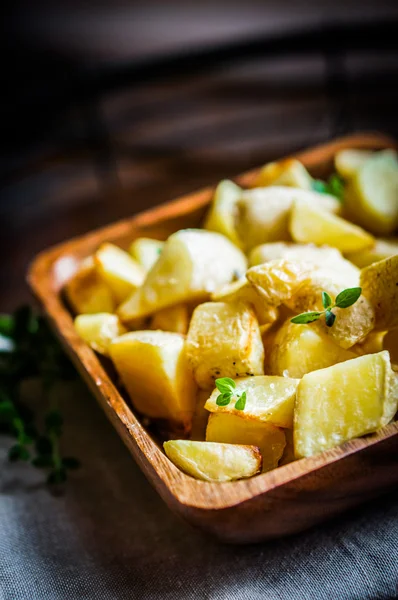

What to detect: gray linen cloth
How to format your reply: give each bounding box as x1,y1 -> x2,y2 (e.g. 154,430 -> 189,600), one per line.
1,380 -> 397,600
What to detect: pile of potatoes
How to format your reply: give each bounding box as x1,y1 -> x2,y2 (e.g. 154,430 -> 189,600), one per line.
68,148 -> 398,483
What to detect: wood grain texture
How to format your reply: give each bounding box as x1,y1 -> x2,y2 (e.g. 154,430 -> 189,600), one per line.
28,133 -> 398,543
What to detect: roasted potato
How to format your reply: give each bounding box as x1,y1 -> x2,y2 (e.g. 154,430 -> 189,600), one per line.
129,237 -> 164,272
347,238 -> 398,268
203,180 -> 243,248
205,376 -> 299,428
95,243 -> 145,303
269,319 -> 356,378
294,351 -> 398,458
344,151 -> 398,235
150,304 -> 189,335
334,148 -> 373,179
163,440 -> 262,482
237,186 -> 340,251
247,259 -> 375,349
65,257 -> 116,314
118,229 -> 247,324
252,158 -> 313,190
290,199 -> 375,253
186,301 -> 264,389
211,279 -> 278,325
206,413 -> 286,472
361,255 -> 398,331
110,331 -> 197,428
74,313 -> 127,356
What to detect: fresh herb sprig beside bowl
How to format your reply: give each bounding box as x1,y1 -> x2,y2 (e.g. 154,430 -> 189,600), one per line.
0,306 -> 79,485
290,287 -> 362,327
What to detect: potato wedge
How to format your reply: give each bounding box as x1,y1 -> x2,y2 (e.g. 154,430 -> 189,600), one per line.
109,331 -> 197,427
203,180 -> 243,248
247,259 -> 375,349
164,440 -> 262,482
237,186 -> 340,251
118,229 -> 247,323
190,390 -> 211,441
205,376 -> 299,428
347,238 -> 398,268
211,279 -> 278,325
95,243 -> 145,303
344,151 -> 398,235
252,158 -> 313,190
334,148 -> 373,179
74,313 -> 127,356
353,331 -> 386,356
290,199 -> 374,252
294,351 -> 398,458
150,304 -> 189,335
186,302 -> 264,389
269,319 -> 356,378
206,413 -> 286,472
65,257 -> 116,315
361,255 -> 398,331
129,237 -> 164,272
248,241 -> 359,281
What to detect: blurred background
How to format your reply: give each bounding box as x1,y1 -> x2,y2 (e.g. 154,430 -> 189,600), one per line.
1,0 -> 398,310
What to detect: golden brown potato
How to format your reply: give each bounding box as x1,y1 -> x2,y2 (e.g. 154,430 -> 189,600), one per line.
74,313 -> 127,356
334,148 -> 374,179
129,237 -> 164,272
252,158 -> 313,189
95,243 -> 146,303
118,229 -> 247,324
109,330 -> 197,428
247,259 -> 375,349
211,279 -> 278,325
205,376 -> 299,428
290,199 -> 375,253
206,413 -> 286,472
203,180 -> 243,248
344,150 -> 398,235
236,186 -> 340,251
249,242 -> 343,268
150,304 -> 189,335
269,319 -> 356,378
361,255 -> 398,331
279,429 -> 296,466
186,301 -> 264,389
294,351 -> 398,458
163,440 -> 262,482
65,257 -> 116,315
346,238 -> 398,268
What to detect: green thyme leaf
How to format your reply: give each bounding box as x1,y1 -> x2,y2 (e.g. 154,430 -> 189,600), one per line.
234,391 -> 247,411
335,287 -> 362,308
8,444 -> 30,462
290,311 -> 322,324
32,455 -> 54,468
322,291 -> 333,310
216,393 -> 231,407
325,310 -> 336,328
327,174 -> 344,201
0,315 -> 14,338
312,179 -> 328,194
215,377 -> 236,395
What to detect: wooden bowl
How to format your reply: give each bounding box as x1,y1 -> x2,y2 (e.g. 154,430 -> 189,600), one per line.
28,133 -> 398,543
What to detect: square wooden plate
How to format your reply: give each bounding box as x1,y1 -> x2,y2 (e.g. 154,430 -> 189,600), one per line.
28,133 -> 398,543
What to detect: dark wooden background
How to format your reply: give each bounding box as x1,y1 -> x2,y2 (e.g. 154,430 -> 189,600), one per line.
1,0 -> 398,311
